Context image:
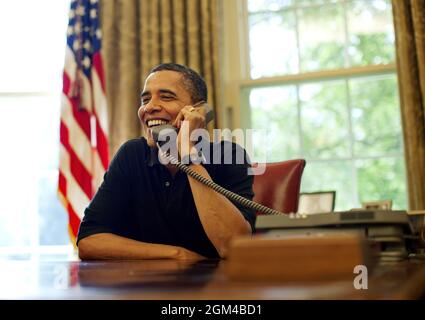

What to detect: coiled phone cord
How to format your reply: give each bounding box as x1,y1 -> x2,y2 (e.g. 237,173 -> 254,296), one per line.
160,149 -> 285,216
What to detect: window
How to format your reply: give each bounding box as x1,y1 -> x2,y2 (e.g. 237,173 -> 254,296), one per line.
0,0 -> 74,258
221,0 -> 406,210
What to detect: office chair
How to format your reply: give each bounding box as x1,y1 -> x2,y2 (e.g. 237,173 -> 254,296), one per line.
252,159 -> 306,214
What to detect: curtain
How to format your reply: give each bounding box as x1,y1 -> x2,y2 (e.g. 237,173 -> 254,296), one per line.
100,0 -> 220,155
392,0 -> 425,210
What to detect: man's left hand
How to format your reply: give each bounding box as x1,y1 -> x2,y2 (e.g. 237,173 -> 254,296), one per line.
173,104 -> 207,159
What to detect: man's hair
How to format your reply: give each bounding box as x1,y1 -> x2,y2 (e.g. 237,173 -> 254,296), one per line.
149,63 -> 208,103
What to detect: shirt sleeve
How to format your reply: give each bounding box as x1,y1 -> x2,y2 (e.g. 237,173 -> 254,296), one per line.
76,141 -> 133,245
213,141 -> 257,232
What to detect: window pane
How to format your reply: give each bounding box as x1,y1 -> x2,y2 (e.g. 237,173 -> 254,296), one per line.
248,0 -> 340,12
0,95 -> 68,247
248,0 -> 295,12
248,86 -> 300,162
298,3 -> 345,72
249,11 -> 298,78
300,81 -> 350,158
0,96 -> 43,246
39,170 -> 69,246
350,75 -> 403,156
347,0 -> 395,66
301,160 -> 355,211
0,0 -> 69,92
297,0 -> 339,5
356,157 -> 407,209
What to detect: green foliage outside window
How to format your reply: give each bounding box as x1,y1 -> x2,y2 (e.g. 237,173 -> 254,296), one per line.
246,0 -> 406,210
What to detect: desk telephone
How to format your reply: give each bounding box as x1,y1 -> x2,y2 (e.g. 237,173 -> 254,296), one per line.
256,210 -> 425,261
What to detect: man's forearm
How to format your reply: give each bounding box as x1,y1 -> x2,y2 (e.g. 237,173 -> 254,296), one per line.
187,164 -> 252,258
78,233 -> 202,260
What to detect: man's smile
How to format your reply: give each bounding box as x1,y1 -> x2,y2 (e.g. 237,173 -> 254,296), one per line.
145,118 -> 171,128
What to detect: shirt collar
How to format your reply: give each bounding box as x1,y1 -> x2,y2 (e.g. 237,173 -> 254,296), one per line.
146,146 -> 161,167
146,139 -> 213,167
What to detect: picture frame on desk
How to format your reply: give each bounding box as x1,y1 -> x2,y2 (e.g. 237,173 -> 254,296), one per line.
298,191 -> 336,215
361,200 -> 392,211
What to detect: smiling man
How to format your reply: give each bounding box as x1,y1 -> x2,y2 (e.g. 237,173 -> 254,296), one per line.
76,63 -> 255,260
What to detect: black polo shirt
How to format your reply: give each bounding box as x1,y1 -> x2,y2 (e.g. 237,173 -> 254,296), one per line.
76,137 -> 256,258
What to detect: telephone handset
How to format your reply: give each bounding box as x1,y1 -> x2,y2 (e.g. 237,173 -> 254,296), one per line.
151,102 -> 285,216
151,102 -> 214,144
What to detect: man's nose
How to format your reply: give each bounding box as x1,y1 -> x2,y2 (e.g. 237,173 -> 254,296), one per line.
144,100 -> 162,113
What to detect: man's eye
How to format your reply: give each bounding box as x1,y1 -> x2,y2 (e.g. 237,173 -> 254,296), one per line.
141,98 -> 150,105
161,96 -> 174,100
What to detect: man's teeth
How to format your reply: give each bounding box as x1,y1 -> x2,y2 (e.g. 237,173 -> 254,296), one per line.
147,119 -> 168,127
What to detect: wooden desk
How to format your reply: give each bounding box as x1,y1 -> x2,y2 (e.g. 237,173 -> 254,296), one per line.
0,258 -> 424,299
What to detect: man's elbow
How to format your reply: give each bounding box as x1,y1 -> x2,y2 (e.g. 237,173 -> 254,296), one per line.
77,237 -> 95,260
218,222 -> 252,259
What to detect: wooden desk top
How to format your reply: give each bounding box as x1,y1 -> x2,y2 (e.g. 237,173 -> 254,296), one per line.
0,258 -> 424,300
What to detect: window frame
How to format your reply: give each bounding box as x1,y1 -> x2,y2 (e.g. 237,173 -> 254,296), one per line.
219,0 -> 406,209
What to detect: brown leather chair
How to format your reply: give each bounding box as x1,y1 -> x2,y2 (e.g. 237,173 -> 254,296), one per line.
252,159 -> 306,215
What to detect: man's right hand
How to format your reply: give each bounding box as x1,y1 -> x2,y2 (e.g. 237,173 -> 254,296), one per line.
176,246 -> 206,261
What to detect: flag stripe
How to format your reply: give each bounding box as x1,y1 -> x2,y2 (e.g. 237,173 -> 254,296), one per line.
58,174 -> 85,236
59,171 -> 67,198
93,53 -> 106,92
61,96 -> 92,171
63,47 -> 77,95
61,94 -> 106,177
62,72 -> 92,139
68,201 -> 83,238
95,116 -> 109,170
92,67 -> 109,170
60,122 -> 93,199
59,145 -> 91,218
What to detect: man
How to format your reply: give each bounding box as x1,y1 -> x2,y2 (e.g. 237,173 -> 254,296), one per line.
77,63 -> 255,260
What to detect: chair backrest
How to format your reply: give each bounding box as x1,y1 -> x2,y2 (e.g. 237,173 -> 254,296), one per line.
252,159 -> 306,215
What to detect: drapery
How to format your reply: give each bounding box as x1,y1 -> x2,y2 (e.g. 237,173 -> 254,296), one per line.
392,0 -> 425,210
100,0 -> 220,155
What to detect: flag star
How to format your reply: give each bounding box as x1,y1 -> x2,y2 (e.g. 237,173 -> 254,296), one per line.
95,29 -> 102,39
75,22 -> 81,33
83,40 -> 91,51
90,0 -> 98,4
73,41 -> 80,51
90,9 -> 97,19
84,27 -> 90,32
76,5 -> 85,16
69,10 -> 75,19
83,56 -> 91,69
67,26 -> 74,36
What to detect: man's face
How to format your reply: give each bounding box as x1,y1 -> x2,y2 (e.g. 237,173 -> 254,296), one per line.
138,70 -> 193,147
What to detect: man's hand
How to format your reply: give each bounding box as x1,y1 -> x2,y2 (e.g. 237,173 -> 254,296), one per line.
173,104 -> 207,159
176,246 -> 207,261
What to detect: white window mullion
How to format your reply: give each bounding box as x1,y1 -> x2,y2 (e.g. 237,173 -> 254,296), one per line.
345,78 -> 359,206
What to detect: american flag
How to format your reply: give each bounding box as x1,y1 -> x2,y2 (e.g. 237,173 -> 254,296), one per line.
58,0 -> 109,243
